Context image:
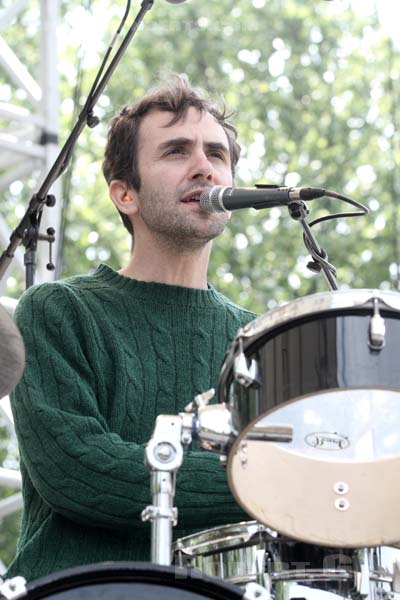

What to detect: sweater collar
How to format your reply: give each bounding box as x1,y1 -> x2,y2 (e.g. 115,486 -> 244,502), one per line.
92,264 -> 227,308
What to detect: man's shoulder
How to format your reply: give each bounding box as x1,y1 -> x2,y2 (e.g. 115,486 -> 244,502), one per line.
14,270 -> 106,324
17,271 -> 95,301
211,288 -> 258,324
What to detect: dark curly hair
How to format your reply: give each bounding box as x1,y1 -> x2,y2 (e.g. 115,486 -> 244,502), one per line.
102,73 -> 241,236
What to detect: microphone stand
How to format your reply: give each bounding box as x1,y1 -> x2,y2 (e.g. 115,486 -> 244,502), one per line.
0,0 -> 155,289
287,198 -> 338,291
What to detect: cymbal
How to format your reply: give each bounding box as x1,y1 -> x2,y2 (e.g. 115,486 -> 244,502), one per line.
0,303 -> 25,399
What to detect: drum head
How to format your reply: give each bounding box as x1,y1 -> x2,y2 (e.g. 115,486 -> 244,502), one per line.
223,290 -> 400,547
26,563 -> 243,600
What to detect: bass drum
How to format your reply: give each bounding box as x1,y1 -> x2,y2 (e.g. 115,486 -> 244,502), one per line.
22,562 -> 244,600
219,289 -> 400,548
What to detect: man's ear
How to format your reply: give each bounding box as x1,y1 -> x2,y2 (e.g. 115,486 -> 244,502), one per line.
109,180 -> 139,215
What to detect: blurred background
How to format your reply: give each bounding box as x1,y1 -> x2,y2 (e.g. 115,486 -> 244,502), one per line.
0,0 -> 399,570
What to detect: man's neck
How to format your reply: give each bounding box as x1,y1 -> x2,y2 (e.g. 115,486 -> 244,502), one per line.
118,237 -> 212,289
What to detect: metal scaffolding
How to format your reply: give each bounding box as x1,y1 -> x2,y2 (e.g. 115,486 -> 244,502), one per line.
0,0 -> 61,521
0,0 -> 62,290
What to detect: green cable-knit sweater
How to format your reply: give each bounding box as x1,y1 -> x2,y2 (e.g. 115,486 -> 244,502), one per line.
7,264 -> 257,582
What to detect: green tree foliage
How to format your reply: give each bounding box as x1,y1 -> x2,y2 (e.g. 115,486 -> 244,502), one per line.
1,0 -> 400,568
2,1 -> 400,309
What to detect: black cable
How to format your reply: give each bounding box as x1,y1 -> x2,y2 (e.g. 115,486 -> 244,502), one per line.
289,190 -> 369,289
57,0 -> 92,278
59,1 -> 132,172
57,1 -> 131,277
307,189 -> 369,228
84,1 -> 131,118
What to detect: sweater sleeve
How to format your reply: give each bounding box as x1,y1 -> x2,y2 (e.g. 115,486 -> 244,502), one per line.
11,282 -> 246,532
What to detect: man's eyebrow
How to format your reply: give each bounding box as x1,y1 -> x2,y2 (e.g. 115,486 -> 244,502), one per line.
157,137 -> 192,151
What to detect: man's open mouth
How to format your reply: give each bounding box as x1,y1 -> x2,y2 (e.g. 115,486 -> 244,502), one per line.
181,188 -> 206,204
181,195 -> 201,203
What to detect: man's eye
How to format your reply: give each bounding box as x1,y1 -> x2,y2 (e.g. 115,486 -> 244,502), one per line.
209,151 -> 226,161
166,147 -> 186,155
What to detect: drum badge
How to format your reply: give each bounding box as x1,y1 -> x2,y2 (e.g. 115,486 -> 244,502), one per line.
305,432 -> 350,450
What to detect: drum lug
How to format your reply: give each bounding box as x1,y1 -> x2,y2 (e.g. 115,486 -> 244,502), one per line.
234,334 -> 261,388
243,581 -> 271,600
0,577 -> 27,600
368,297 -> 386,350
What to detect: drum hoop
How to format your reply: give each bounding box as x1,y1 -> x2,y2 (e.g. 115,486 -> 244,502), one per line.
242,289 -> 400,341
271,568 -> 393,585
174,521 -> 277,556
26,561 -> 243,599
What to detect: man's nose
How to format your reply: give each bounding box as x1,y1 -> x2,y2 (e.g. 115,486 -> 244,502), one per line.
188,150 -> 213,180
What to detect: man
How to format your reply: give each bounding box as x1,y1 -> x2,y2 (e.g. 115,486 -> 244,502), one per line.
8,74 -> 256,582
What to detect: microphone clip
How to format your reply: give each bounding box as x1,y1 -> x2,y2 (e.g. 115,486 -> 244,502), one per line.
287,199 -> 309,221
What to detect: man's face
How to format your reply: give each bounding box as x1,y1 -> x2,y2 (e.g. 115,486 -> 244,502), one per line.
132,107 -> 233,249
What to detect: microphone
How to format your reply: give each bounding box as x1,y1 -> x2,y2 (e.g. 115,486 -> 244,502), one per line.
199,185 -> 326,213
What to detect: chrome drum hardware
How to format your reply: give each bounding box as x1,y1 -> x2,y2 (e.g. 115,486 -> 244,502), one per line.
175,522 -> 400,600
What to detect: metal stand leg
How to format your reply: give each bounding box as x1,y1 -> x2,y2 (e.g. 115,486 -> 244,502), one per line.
148,471 -> 177,565
141,415 -> 184,566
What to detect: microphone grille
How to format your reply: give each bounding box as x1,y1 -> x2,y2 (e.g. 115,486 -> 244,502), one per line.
199,186 -> 225,213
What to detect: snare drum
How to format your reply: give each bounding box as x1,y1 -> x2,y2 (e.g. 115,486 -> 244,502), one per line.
13,562 -> 244,600
174,521 -> 278,587
219,290 -> 400,547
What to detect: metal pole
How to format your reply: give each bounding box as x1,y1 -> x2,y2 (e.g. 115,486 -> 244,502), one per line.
37,0 -> 60,283
150,471 -> 176,565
